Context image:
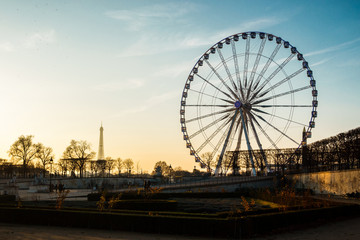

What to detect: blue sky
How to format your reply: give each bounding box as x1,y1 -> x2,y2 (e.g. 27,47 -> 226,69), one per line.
0,0 -> 359,172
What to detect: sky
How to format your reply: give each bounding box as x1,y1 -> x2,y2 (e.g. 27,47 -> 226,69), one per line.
0,0 -> 359,172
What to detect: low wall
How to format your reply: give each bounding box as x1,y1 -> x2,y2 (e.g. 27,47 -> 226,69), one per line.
0,177 -> 150,191
161,177 -> 275,193
290,169 -> 360,195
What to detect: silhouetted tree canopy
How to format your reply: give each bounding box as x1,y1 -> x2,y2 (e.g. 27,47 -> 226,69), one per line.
35,143 -> 54,175
152,161 -> 170,176
8,135 -> 41,177
123,158 -> 134,175
62,140 -> 95,178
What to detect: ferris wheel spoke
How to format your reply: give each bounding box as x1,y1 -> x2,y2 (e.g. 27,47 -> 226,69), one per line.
205,60 -> 239,100
234,120 -> 243,151
228,114 -> 243,153
253,85 -> 311,105
248,38 -> 266,89
195,73 -> 235,101
252,111 -> 299,145
215,109 -> 239,175
185,107 -> 235,124
217,49 -> 238,93
189,112 -> 232,139
248,112 -> 279,150
233,113 -> 242,134
252,107 -> 307,126
189,89 -> 234,104
243,37 -> 250,88
248,117 -> 269,172
209,120 -> 232,165
196,116 -> 232,153
253,53 -> 295,96
231,40 -> 244,101
255,68 -> 305,100
222,119 -> 238,175
246,38 -> 266,100
186,104 -> 231,107
255,104 -> 312,108
239,108 -> 256,176
252,44 -> 282,92
226,115 -> 238,150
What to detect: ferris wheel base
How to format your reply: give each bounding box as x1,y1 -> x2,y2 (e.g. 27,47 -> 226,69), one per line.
213,168 -> 257,177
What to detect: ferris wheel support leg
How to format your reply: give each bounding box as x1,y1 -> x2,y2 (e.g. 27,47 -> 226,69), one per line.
249,117 -> 270,175
215,110 -> 239,176
239,109 -> 256,176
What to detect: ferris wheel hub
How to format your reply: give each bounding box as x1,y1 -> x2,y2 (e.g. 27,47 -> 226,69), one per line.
234,101 -> 242,108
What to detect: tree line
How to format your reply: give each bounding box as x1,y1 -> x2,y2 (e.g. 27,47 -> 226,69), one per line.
2,126 -> 358,178
0,135 -> 136,178
304,126 -> 360,171
199,126 -> 360,175
0,135 -> 200,179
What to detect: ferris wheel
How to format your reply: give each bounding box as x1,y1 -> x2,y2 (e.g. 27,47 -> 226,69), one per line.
180,32 -> 318,176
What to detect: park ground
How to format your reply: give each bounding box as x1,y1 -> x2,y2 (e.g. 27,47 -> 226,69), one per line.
0,216 -> 359,240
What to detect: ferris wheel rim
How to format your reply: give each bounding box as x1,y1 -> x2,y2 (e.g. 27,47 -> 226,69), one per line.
180,31 -> 318,174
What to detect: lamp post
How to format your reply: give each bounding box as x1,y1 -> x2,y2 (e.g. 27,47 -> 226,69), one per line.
49,157 -> 53,192
169,164 -> 173,183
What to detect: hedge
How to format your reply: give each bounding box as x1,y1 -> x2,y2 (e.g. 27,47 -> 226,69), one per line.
0,204 -> 358,238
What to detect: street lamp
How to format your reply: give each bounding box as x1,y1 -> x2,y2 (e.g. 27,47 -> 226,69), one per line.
49,157 -> 53,192
169,164 -> 173,183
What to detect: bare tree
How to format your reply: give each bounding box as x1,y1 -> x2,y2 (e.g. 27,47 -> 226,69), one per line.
123,158 -> 134,176
152,161 -> 170,176
105,157 -> 115,177
115,158 -> 123,176
57,158 -> 69,177
201,152 -> 214,173
62,140 -> 95,178
35,143 -> 54,175
89,160 -> 98,177
96,160 -> 106,177
8,135 -> 40,177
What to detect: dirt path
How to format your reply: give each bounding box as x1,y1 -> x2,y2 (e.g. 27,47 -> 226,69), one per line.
0,223 -> 214,240
252,216 -> 360,240
0,217 -> 359,240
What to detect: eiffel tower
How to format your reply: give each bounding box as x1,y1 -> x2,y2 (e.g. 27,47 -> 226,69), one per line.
97,123 -> 105,160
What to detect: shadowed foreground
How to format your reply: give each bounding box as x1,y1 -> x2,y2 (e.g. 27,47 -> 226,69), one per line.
0,217 -> 360,240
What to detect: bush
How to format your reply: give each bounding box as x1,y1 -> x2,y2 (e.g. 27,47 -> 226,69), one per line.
0,195 -> 16,202
87,191 -> 245,201
346,191 -> 360,198
110,200 -> 177,211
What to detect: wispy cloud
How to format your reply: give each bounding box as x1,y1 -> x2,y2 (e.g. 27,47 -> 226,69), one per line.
116,16 -> 284,58
312,58 -> 332,67
239,17 -> 284,31
152,62 -> 191,78
116,32 -> 209,58
209,17 -> 285,42
23,29 -> 56,49
0,30 -> 56,52
105,2 -> 197,31
0,42 -> 14,52
305,37 -> 360,57
115,90 -> 178,117
91,78 -> 144,92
